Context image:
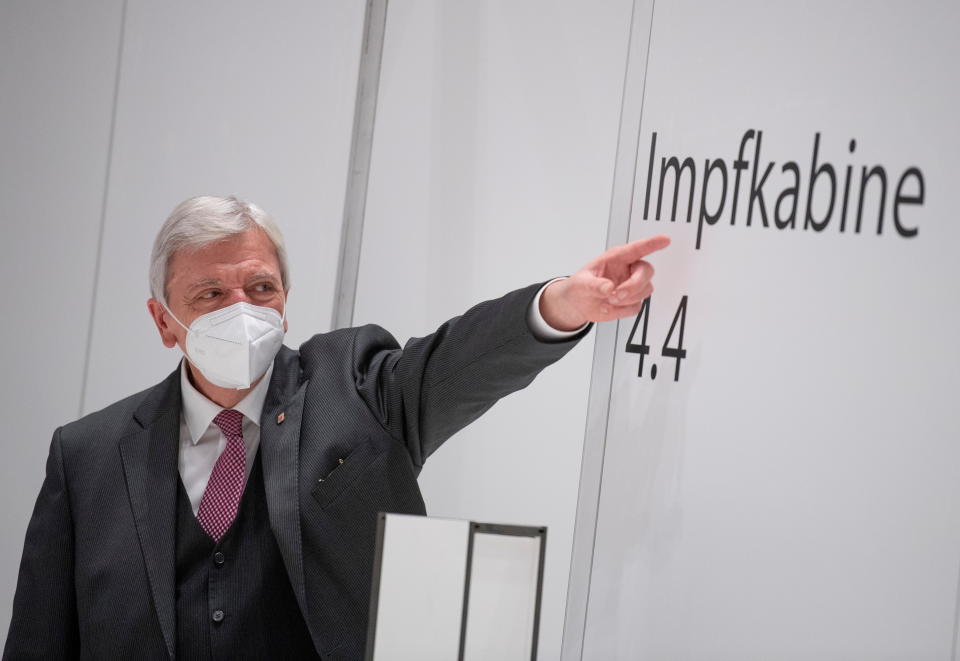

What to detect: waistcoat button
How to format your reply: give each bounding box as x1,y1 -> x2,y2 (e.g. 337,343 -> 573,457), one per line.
212,609 -> 225,623
213,551 -> 225,566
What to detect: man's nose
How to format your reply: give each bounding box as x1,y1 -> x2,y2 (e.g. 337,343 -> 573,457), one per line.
221,289 -> 251,307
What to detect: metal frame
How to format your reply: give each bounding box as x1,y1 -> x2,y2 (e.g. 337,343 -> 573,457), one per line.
364,512 -> 390,661
366,514 -> 547,661
560,1 -> 657,659
459,523 -> 547,661
332,0 -> 389,331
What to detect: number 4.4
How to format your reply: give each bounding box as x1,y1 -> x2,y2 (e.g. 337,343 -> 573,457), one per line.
624,295 -> 688,381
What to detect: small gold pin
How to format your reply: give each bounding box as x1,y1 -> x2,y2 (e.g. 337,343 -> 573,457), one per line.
277,412 -> 286,424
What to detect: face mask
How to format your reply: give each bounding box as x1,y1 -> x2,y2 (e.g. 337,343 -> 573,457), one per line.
164,300 -> 286,389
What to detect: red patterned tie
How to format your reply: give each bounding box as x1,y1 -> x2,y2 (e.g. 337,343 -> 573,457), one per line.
196,409 -> 246,542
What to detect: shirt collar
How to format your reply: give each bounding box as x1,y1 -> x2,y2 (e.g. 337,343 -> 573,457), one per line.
179,360 -> 274,445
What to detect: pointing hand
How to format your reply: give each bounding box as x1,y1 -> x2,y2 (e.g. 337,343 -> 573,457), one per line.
538,235 -> 671,331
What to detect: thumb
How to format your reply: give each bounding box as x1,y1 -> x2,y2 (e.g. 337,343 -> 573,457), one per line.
582,274 -> 614,296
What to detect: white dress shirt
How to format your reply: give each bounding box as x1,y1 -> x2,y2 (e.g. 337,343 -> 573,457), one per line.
178,361 -> 273,515
526,277 -> 588,340
177,279 -> 587,513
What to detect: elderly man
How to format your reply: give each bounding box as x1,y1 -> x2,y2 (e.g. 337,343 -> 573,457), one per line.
5,196 -> 667,660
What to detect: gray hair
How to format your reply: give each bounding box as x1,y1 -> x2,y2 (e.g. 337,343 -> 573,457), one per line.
149,195 -> 290,305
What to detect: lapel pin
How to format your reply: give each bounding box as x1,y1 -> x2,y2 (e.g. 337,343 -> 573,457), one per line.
277,412 -> 285,425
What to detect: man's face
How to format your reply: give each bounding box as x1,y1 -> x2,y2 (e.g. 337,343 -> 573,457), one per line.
147,227 -> 288,351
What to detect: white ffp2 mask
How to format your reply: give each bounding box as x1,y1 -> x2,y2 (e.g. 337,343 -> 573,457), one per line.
164,300 -> 286,389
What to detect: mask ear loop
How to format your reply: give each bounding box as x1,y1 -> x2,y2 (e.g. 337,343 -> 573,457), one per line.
159,302 -> 199,374
161,301 -> 192,334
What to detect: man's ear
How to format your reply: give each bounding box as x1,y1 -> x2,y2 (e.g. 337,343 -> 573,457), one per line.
283,288 -> 291,333
147,298 -> 179,348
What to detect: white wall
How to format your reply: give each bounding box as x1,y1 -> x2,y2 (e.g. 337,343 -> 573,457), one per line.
353,1 -> 634,657
0,1 -> 125,648
82,0 -> 365,413
577,1 -> 960,659
0,0 -> 365,649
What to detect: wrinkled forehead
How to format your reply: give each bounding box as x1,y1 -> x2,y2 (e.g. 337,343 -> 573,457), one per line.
166,229 -> 284,293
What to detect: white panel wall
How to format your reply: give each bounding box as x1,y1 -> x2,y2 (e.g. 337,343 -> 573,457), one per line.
353,2 -> 634,657
82,0 -> 365,413
0,2 -> 125,648
579,1 -> 960,659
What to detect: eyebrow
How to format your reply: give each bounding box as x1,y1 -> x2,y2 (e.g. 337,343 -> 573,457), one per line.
186,278 -> 221,293
245,271 -> 280,284
184,272 -> 281,294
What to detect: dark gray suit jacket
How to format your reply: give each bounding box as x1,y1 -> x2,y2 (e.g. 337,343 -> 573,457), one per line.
4,282 -> 588,661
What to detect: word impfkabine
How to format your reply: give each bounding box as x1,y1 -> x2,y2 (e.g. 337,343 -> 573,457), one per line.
642,131 -> 925,249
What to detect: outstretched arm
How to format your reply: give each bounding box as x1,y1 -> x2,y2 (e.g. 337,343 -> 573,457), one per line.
352,235 -> 671,466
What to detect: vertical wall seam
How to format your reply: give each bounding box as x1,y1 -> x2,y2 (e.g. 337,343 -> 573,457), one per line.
578,0 -> 657,645
78,0 -> 127,418
952,553 -> 960,660
584,0 -> 658,645
331,0 -> 389,330
558,0 -> 638,653
560,0 -> 657,658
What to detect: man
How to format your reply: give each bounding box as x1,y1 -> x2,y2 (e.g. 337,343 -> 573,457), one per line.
4,196 -> 667,660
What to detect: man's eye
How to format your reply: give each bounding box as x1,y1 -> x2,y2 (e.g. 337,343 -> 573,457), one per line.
254,283 -> 275,292
199,290 -> 221,300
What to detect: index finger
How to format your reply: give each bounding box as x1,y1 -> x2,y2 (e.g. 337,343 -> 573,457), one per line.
608,234 -> 671,262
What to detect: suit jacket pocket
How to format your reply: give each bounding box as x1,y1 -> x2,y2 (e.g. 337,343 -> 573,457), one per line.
310,437 -> 381,509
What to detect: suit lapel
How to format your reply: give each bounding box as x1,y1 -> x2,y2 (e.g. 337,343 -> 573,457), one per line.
259,347 -> 311,624
116,350 -> 310,659
119,369 -> 181,661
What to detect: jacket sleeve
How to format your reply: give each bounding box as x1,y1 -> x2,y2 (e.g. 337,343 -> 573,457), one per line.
351,281 -> 591,468
3,427 -> 80,661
